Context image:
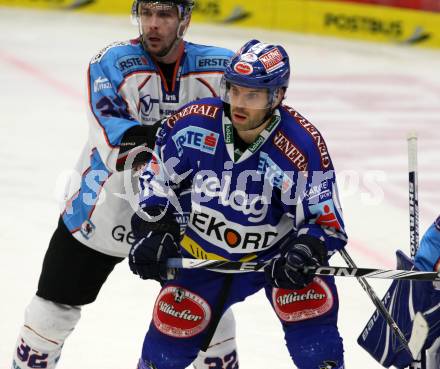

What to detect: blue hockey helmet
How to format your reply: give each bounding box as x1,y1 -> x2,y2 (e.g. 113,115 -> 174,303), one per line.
225,40 -> 290,89
221,39 -> 290,110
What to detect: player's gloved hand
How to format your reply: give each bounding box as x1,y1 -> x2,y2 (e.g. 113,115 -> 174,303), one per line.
129,231 -> 180,282
265,235 -> 327,290
130,207 -> 182,282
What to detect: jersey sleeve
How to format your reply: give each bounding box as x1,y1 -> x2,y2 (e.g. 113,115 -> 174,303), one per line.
288,139 -> 347,255
299,168 -> 347,253
138,110 -> 193,213
415,218 -> 440,271
87,53 -> 140,172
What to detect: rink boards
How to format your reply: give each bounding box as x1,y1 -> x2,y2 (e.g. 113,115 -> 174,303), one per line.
1,0 -> 440,48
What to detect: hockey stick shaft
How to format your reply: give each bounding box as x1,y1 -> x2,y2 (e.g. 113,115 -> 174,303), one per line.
407,133 -> 426,368
168,252 -> 419,357
339,249 -> 414,358
408,132 -> 420,258
168,254 -> 416,356
166,258 -> 440,282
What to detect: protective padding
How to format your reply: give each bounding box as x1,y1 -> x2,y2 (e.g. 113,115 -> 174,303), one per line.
193,308 -> 239,369
12,296 -> 81,369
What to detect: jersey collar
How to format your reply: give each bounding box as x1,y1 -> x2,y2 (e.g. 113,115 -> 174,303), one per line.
222,109 -> 281,164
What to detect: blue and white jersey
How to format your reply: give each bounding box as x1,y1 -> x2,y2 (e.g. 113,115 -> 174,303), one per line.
139,97 -> 347,262
415,216 -> 440,271
61,39 -> 233,257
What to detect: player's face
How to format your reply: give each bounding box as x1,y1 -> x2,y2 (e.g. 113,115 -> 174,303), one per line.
229,85 -> 271,131
139,3 -> 181,58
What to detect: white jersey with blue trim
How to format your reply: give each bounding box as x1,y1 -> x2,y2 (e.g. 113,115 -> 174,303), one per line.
415,216 -> 440,271
139,97 -> 348,262
61,39 -> 233,257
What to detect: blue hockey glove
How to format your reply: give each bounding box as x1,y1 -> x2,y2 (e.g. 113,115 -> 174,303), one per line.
129,231 -> 180,282
265,235 -> 326,290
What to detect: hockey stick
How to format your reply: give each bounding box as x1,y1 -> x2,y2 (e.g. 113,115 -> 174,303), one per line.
200,275 -> 234,352
407,132 -> 427,369
338,249 -> 415,359
166,258 -> 440,282
408,132 -> 420,257
168,255 -> 420,357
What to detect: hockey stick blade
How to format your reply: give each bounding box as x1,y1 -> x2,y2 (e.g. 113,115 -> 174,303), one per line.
167,258 -> 440,282
408,312 -> 429,360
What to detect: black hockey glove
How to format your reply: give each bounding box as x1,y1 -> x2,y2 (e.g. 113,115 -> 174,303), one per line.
116,121 -> 162,171
129,208 -> 181,282
265,235 -> 327,290
129,232 -> 180,282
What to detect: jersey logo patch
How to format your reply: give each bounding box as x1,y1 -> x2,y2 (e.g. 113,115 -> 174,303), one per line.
272,277 -> 334,322
80,220 -> 96,239
167,104 -> 220,128
273,130 -> 308,171
153,285 -> 211,338
116,54 -> 148,74
196,56 -> 229,70
309,200 -> 342,231
93,76 -> 112,93
189,208 -> 278,253
139,94 -> 159,120
173,126 -> 219,156
303,179 -> 332,202
284,106 -> 331,170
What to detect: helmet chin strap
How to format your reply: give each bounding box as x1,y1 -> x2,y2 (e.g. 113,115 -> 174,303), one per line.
259,108 -> 275,128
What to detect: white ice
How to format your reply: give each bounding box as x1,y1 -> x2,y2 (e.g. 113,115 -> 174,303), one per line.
0,7 -> 439,369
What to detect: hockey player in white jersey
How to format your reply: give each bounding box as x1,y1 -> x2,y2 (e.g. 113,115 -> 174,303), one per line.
12,1 -> 238,368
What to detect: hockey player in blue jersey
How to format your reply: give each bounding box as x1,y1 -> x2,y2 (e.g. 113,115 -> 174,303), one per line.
358,215 -> 440,368
129,39 -> 348,369
12,1 -> 239,369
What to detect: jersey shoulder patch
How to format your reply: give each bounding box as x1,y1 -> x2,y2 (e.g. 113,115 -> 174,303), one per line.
90,39 -> 154,75
184,42 -> 234,73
